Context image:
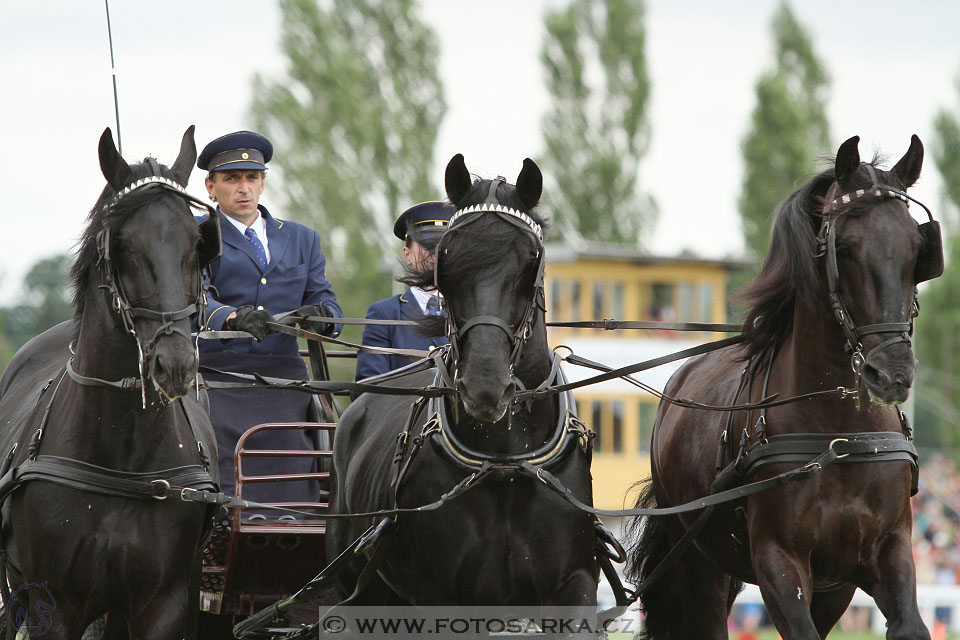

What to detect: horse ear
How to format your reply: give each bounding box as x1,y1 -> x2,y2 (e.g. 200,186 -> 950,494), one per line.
835,135 -> 861,185
445,154 -> 472,205
516,158 -> 542,209
892,134 -> 924,189
98,127 -> 131,191
169,125 -> 197,187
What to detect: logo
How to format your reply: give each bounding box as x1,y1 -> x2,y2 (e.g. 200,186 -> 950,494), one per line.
9,582 -> 57,636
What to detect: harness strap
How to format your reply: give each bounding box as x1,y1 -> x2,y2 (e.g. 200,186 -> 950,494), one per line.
457,315 -> 516,342
736,431 -> 919,495
546,320 -> 742,332
854,322 -> 912,337
517,446 -> 838,518
0,455 -> 216,503
66,357 -> 140,390
557,346 -> 855,413
198,365 -> 455,398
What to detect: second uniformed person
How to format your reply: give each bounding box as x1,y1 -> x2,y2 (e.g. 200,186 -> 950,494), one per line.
355,201 -> 452,381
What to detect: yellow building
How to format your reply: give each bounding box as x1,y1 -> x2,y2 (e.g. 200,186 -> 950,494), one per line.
544,243 -> 750,510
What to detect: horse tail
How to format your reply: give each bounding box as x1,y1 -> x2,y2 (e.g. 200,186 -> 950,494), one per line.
624,479 -> 681,640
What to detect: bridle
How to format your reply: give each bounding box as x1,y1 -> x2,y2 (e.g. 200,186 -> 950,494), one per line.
816,164 -> 942,399
69,160 -> 222,407
437,178 -> 546,382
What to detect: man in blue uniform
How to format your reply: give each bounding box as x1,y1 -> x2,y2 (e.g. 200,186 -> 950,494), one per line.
355,201 -> 452,381
196,130 -> 343,508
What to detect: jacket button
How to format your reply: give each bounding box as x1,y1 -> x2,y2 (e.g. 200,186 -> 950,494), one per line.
261,277 -> 267,285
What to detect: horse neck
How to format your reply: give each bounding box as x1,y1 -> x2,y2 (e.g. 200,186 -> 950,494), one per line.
766,296 -> 882,427
74,287 -> 141,379
53,289 -> 191,469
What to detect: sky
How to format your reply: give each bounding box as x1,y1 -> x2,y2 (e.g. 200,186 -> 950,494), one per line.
2,0 -> 959,304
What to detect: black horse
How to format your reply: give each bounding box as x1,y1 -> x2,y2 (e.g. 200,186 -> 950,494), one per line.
625,135 -> 942,639
325,155 -> 597,616
0,127 -> 220,639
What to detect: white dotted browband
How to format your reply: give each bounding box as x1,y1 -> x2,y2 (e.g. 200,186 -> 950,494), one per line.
102,175 -> 187,211
448,203 -> 543,242
826,188 -> 908,213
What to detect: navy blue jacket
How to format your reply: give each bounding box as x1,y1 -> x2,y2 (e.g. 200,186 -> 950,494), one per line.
354,288 -> 449,380
196,205 -> 342,504
198,205 -> 343,357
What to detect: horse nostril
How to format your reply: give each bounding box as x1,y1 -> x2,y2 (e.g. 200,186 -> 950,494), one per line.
861,363 -> 890,389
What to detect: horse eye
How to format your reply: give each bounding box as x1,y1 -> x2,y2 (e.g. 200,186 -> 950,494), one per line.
835,245 -> 853,259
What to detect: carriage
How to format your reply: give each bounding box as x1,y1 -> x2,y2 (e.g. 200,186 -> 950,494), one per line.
0,127 -> 944,640
197,346 -> 338,624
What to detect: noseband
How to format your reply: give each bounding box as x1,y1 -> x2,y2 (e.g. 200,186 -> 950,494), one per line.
817,165 -> 941,395
70,161 -> 220,406
439,178 -> 546,379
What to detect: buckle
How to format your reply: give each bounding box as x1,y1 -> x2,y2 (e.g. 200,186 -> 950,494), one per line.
150,478 -> 172,500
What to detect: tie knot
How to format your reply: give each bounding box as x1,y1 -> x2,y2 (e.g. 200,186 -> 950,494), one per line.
245,228 -> 257,239
425,296 -> 440,316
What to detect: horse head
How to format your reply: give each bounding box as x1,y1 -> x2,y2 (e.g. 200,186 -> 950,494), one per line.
820,134 -> 941,405
72,126 -> 220,400
440,154 -> 546,423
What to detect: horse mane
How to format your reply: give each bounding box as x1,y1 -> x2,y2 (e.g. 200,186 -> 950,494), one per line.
736,166 -> 836,360
70,160 -> 179,319
401,176 -> 549,336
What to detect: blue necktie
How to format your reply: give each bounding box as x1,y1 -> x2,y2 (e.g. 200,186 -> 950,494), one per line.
425,295 -> 441,316
244,227 -> 268,270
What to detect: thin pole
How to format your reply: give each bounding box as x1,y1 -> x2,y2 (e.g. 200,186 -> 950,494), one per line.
104,0 -> 122,155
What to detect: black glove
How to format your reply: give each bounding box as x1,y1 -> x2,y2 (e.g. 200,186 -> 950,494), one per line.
225,305 -> 274,341
295,304 -> 335,336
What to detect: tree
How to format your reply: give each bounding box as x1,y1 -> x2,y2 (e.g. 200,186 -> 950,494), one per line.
914,73 -> 960,459
0,254 -> 73,372
738,2 -> 831,259
249,0 -> 446,318
539,0 -> 654,244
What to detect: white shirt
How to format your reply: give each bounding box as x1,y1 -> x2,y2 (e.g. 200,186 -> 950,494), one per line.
410,286 -> 442,314
223,209 -> 271,264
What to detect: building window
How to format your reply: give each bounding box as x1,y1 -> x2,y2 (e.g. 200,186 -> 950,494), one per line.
551,280 -> 563,320
593,281 -> 605,320
699,283 -> 714,322
638,400 -> 657,453
571,281 -> 582,321
650,283 -> 675,322
612,281 -> 624,319
612,400 -> 623,453
592,400 -> 603,453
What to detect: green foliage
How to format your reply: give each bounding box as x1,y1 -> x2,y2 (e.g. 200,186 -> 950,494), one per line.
0,254 -> 73,373
249,0 -> 446,319
539,0 -> 654,244
915,79 -> 960,459
738,2 -> 831,259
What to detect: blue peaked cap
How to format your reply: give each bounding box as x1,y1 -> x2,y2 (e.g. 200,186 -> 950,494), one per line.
393,201 -> 453,241
197,131 -> 273,172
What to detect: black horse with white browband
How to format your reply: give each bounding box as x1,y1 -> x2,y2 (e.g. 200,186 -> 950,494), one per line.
325,154 -> 598,619
0,127 -> 220,639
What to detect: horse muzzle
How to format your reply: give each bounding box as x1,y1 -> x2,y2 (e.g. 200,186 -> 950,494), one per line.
861,341 -> 917,406
459,374 -> 516,423
146,335 -> 197,400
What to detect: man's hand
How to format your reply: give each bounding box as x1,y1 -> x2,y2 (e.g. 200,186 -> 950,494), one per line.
295,304 -> 335,336
225,305 -> 274,341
